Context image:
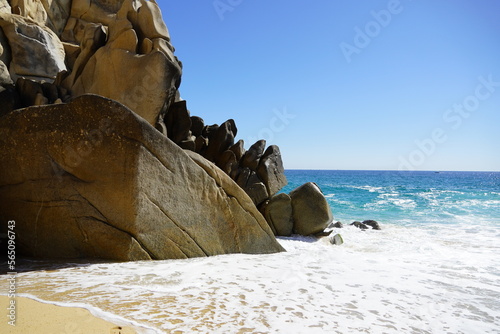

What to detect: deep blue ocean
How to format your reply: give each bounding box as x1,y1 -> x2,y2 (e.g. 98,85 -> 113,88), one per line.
282,170 -> 500,227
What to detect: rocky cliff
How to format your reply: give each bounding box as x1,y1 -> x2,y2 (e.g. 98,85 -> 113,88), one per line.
0,0 -> 332,261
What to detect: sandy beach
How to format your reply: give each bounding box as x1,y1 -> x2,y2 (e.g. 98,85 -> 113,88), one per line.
0,296 -> 140,334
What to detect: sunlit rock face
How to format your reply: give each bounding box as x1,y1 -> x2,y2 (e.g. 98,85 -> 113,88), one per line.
60,0 -> 182,126
1,0 -> 182,126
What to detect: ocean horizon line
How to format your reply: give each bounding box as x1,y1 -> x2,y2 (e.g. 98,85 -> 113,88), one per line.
284,169 -> 500,173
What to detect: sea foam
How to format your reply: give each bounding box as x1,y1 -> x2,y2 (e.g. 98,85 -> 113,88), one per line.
2,221 -> 499,333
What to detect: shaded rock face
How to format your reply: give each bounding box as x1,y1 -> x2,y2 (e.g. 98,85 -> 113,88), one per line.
0,12 -> 66,81
351,221 -> 369,230
258,145 -> 287,196
362,220 -> 381,230
290,182 -> 333,236
260,193 -> 293,237
0,85 -> 18,116
350,220 -> 381,230
328,221 -> 343,229
0,95 -> 284,260
162,101 -> 288,206
260,183 -> 334,237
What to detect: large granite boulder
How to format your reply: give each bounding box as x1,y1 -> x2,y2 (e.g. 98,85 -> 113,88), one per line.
257,145 -> 287,196
165,100 -> 192,144
230,139 -> 245,161
260,193 -> 293,237
0,95 -> 284,261
260,183 -> 334,237
290,182 -> 333,236
206,120 -> 235,163
0,12 -> 67,82
241,140 -> 266,171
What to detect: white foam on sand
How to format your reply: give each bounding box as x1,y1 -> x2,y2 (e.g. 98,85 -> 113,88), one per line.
9,294 -> 159,334
2,222 -> 500,333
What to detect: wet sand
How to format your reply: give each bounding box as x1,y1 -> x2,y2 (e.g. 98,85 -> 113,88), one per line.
0,296 -> 140,334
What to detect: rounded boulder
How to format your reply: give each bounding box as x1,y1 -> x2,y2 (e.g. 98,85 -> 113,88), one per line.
290,182 -> 333,236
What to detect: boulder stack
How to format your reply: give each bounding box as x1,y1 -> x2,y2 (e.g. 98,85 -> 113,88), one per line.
162,100 -> 288,206
0,0 -> 334,261
0,0 -> 288,208
0,0 -> 182,126
260,182 -> 333,237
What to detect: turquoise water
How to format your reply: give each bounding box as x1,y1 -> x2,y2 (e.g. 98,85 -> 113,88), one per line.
283,170 -> 500,227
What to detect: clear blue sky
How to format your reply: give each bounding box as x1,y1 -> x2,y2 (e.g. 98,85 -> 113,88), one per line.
157,0 -> 500,171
